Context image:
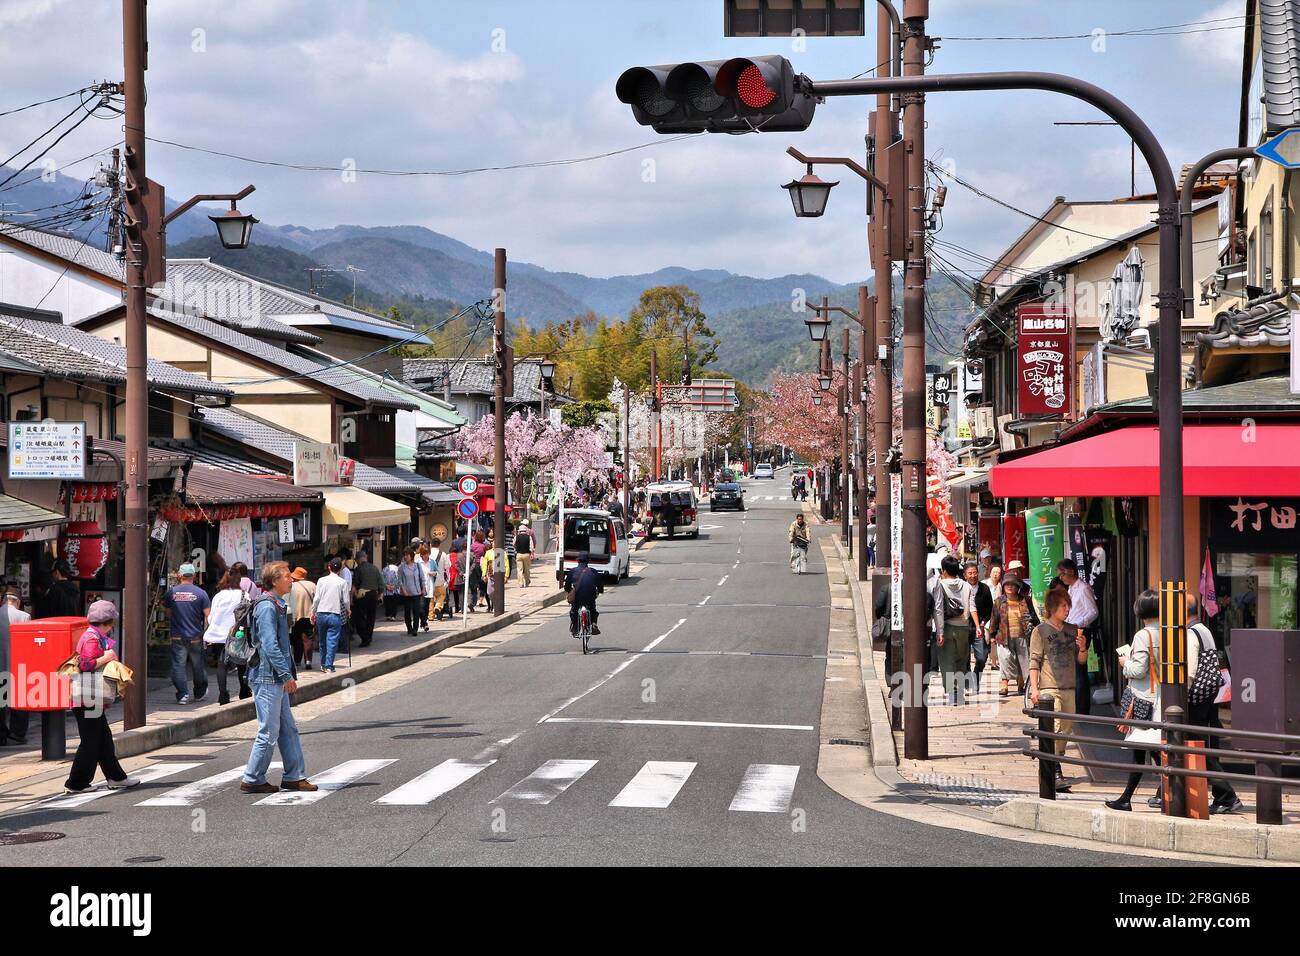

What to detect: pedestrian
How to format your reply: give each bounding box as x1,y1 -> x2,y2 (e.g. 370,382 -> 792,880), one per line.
470,531 -> 487,608
1028,587 -> 1086,793
964,561 -> 993,696
1105,589 -> 1164,811
204,568 -> 252,705
987,573 -> 1038,697
515,519 -> 535,588
987,562 -> 1002,593
289,567 -> 316,669
788,512 -> 810,574
0,588 -> 32,745
381,553 -> 401,621
931,555 -> 975,705
36,558 -> 80,618
1186,595 -> 1242,814
397,548 -> 423,635
445,541 -> 462,619
481,536 -> 511,608
240,561 -> 317,796
1056,558 -> 1099,716
63,600 -> 139,794
351,551 -> 383,647
230,561 -> 262,600
311,557 -> 350,674
427,538 -> 450,622
865,516 -> 877,567
163,562 -> 210,704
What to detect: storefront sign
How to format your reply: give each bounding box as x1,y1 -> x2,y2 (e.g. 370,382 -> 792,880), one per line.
890,473 -> 902,632
1016,304 -> 1071,417
1210,496 -> 1300,550
1024,505 -> 1064,609
278,518 -> 296,545
7,421 -> 87,480
1003,514 -> 1028,570
293,442 -> 339,486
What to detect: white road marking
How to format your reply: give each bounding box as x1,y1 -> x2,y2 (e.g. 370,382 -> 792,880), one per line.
729,764 -> 800,813
256,758 -> 395,806
491,759 -> 598,805
42,763 -> 202,809
717,575 -> 728,586
732,560 -> 740,568
537,618 -> 687,723
608,761 -> 696,809
544,717 -> 815,731
138,763 -> 280,807
375,758 -> 494,806
698,594 -> 711,606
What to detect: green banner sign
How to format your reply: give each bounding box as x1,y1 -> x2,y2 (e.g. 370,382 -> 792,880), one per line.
1024,505 -> 1064,610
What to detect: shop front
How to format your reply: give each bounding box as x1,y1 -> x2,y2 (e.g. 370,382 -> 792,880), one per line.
317,484 -> 411,563
1206,495 -> 1299,650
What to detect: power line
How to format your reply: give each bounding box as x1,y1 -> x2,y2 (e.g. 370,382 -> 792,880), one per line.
145,133 -> 700,178
0,142 -> 121,195
940,15 -> 1246,42
0,106 -> 99,191
0,86 -> 92,119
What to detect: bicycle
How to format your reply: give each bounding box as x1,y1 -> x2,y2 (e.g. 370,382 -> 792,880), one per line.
790,543 -> 808,575
574,606 -> 595,654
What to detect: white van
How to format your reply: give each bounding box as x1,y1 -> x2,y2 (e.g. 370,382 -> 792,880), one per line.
559,509 -> 631,582
646,481 -> 699,539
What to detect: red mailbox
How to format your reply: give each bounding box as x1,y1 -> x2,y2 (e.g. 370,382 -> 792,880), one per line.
10,616 -> 86,711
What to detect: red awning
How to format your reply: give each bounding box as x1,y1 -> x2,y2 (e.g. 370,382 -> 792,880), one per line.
477,497 -> 512,514
989,423 -> 1300,498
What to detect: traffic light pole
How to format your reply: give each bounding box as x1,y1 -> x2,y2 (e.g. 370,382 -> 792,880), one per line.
492,248 -> 507,617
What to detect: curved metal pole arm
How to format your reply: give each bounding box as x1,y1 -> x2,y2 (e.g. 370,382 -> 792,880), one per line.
1179,147 -> 1255,321
162,184 -> 256,226
787,146 -> 886,193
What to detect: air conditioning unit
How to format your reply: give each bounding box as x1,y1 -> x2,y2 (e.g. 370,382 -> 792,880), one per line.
1124,328 -> 1152,350
971,406 -> 995,440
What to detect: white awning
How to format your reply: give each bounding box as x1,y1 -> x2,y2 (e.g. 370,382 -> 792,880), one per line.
318,485 -> 410,530
945,469 -> 989,490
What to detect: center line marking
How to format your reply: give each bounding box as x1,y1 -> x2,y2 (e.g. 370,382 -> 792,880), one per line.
544,717 -> 815,731
537,617 -> 687,723
698,594 -> 711,606
717,575 -> 728,586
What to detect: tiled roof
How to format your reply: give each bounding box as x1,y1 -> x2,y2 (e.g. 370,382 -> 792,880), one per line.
1261,1 -> 1300,133
370,466 -> 460,503
0,493 -> 67,531
195,406 -> 424,497
143,305 -> 414,410
155,260 -> 321,344
0,307 -> 233,396
402,357 -> 555,404
0,224 -> 124,282
183,465 -> 322,505
1094,375 -> 1300,414
1196,298 -> 1291,351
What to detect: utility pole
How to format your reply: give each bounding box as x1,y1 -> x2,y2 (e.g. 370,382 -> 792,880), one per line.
841,326 -> 851,546
650,349 -> 661,481
492,248 -> 507,616
857,286 -> 872,581
120,0 -> 152,731
103,148 -> 122,254
900,0 -> 930,760
623,384 -> 631,518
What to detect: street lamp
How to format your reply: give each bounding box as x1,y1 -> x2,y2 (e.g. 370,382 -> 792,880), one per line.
539,358 -> 556,383
805,312 -> 831,342
207,201 -> 259,249
818,372 -> 832,391
812,392 -> 823,406
782,166 -> 838,217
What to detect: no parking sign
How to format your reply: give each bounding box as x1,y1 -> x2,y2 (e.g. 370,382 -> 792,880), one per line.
457,497 -> 479,520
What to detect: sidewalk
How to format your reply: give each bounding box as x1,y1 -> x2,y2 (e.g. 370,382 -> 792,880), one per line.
828,536 -> 1300,862
0,568 -> 566,792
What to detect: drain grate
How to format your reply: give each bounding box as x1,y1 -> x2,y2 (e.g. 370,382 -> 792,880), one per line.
0,831 -> 65,845
828,737 -> 867,747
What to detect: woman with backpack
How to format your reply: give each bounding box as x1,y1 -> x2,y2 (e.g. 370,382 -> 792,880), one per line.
204,569 -> 253,705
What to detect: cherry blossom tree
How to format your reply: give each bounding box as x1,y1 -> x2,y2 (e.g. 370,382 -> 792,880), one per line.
455,412 -> 609,506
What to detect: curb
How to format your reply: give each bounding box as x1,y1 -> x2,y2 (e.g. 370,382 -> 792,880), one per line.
831,537 -> 897,771
107,589 -> 569,761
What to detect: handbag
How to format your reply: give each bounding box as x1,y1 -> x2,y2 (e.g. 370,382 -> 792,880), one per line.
1117,634 -> 1159,736
1187,623 -> 1225,706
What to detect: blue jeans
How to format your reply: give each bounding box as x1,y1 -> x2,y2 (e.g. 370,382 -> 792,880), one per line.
242,682 -> 306,785
170,638 -> 207,699
316,612 -> 343,669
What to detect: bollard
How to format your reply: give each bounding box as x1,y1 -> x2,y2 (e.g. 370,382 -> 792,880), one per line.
1164,705 -> 1186,818
1037,694 -> 1056,801
1256,760 -> 1283,826
40,711 -> 66,761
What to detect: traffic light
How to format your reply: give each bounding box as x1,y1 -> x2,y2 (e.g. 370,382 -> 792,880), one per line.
616,55 -> 815,134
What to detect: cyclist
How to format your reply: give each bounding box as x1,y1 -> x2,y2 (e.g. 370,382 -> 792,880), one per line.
565,550 -> 604,637
789,512 -> 810,574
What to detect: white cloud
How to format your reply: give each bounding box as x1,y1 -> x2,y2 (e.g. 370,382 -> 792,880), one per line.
1178,0 -> 1246,75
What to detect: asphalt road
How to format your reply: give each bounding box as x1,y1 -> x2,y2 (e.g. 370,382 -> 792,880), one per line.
1,468 -> 1166,866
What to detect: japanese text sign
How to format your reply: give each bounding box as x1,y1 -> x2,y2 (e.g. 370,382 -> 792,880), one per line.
1017,303 -> 1072,417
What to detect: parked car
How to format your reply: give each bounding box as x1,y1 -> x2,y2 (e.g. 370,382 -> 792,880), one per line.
754,462 -> 775,479
646,481 -> 699,538
709,482 -> 745,512
558,509 -> 630,582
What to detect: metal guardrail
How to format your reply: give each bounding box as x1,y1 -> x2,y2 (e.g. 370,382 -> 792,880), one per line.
1023,696 -> 1300,825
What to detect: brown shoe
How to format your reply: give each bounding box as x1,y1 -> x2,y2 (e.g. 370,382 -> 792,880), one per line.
280,778 -> 318,792
999,680 -> 1009,697
240,781 -> 278,794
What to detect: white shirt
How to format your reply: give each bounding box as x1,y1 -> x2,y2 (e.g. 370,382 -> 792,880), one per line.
1065,577 -> 1099,629
4,604 -> 30,625
427,550 -> 449,590
312,573 -> 352,615
203,589 -> 245,644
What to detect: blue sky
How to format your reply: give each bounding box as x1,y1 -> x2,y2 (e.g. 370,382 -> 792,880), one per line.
0,0 -> 1249,286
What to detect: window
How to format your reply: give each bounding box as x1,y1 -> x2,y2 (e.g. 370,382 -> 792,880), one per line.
1248,228 -> 1258,288
1260,190 -> 1275,291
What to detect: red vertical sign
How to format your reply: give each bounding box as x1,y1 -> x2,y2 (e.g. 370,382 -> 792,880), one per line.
978,514 -> 1004,558
1003,514 -> 1028,570
1017,302 -> 1072,416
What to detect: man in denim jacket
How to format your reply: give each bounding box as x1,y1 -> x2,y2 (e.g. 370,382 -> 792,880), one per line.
241,561 -> 317,794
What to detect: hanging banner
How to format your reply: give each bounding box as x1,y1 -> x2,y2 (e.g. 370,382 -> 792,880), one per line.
890,473 -> 902,632
1067,512 -> 1087,573
1003,514 -> 1028,570
1024,505 -> 1065,609
978,515 -> 1003,559
1017,303 -> 1072,416
925,475 -> 961,552
217,517 -> 255,567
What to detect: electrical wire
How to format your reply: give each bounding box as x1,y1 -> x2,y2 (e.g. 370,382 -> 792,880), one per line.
0,106 -> 99,191
0,86 -> 93,119
0,142 -> 121,195
145,133 -> 700,178
940,15 -> 1246,42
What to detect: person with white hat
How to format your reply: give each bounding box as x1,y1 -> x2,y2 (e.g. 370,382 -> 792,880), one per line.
515,519 -> 535,588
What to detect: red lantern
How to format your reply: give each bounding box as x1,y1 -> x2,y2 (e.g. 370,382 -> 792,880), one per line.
58,520 -> 109,580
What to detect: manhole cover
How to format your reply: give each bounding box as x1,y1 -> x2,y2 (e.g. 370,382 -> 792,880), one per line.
0,831 -> 65,845
124,855 -> 165,864
392,732 -> 480,740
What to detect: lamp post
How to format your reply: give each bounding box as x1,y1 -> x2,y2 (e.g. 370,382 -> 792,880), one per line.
120,0 -> 258,730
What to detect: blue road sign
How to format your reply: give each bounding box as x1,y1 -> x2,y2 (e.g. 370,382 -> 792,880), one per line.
457,497 -> 480,520
1256,128 -> 1300,169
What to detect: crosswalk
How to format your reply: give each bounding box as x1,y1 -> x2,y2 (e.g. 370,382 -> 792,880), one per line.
30,756 -> 802,815
750,495 -> 793,501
